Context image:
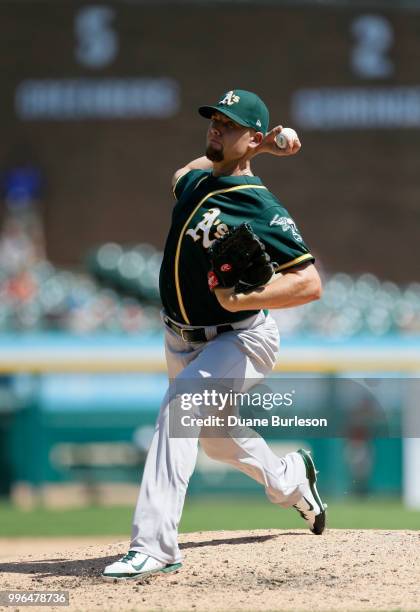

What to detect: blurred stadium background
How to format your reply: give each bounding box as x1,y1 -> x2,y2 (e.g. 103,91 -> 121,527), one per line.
0,0 -> 419,536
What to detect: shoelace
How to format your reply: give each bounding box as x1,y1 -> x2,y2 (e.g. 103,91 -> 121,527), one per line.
121,550 -> 139,564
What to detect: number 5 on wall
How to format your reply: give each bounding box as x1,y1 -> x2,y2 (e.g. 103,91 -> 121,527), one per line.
75,5 -> 118,69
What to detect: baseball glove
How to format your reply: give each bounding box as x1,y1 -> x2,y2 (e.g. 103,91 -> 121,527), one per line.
207,223 -> 274,293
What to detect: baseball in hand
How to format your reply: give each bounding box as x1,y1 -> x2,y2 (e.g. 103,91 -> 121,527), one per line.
275,128 -> 298,149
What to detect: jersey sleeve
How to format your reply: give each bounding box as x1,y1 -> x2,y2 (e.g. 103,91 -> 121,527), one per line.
252,205 -> 315,272
172,169 -> 210,200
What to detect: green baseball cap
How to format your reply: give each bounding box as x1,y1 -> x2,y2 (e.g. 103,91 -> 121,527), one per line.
198,89 -> 269,134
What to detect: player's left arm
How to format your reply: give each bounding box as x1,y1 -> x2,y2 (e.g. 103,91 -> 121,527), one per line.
172,156 -> 213,189
214,262 -> 322,312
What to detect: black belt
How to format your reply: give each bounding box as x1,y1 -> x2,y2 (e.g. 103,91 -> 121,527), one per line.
163,316 -> 234,343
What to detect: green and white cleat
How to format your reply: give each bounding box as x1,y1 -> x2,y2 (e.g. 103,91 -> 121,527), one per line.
102,550 -> 182,581
293,448 -> 327,535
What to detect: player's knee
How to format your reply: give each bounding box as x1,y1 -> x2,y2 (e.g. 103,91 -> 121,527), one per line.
200,437 -> 231,461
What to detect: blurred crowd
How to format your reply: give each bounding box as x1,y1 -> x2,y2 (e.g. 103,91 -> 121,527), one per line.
272,272 -> 420,339
0,256 -> 162,334
2,239 -> 419,337
1,165 -> 419,337
0,165 -> 161,334
0,217 -> 162,333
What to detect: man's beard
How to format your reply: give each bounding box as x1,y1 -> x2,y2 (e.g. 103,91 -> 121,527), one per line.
206,143 -> 224,162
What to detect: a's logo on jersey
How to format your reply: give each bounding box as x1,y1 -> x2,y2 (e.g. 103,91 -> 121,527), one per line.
219,90 -> 240,106
186,208 -> 229,248
270,214 -> 303,242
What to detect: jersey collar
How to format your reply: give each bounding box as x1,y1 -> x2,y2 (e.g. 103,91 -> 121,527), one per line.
208,173 -> 263,186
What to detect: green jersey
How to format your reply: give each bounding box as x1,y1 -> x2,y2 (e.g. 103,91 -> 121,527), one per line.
159,169 -> 314,326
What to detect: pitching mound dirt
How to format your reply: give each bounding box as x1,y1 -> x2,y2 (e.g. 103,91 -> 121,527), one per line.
0,530 -> 419,612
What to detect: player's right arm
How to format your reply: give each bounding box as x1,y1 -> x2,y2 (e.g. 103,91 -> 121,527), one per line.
249,125 -> 301,158
171,156 -> 213,190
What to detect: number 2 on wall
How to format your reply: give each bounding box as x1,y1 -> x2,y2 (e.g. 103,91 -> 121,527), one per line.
351,14 -> 394,79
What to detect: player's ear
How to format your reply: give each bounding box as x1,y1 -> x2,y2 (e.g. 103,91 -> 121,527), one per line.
248,131 -> 264,149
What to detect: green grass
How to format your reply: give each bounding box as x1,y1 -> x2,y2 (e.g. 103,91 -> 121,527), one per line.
0,497 -> 418,537
181,497 -> 420,532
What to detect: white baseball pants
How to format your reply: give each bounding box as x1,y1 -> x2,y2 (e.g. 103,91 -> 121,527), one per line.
130,311 -> 308,564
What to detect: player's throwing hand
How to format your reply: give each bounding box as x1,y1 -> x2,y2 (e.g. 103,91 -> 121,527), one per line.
253,125 -> 301,157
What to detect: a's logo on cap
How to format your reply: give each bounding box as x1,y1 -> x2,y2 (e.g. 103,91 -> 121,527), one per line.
256,119 -> 262,127
219,90 -> 240,106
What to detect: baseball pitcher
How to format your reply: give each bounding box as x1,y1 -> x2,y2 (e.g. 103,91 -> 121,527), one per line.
103,89 -> 326,581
